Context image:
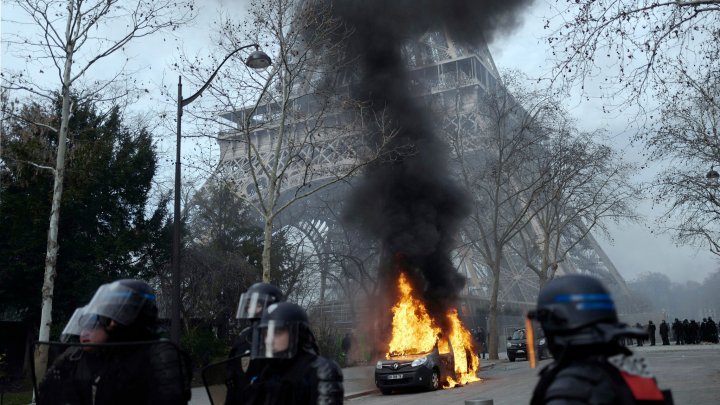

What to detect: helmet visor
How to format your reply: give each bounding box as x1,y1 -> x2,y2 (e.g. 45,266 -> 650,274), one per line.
84,282 -> 155,326
60,307 -> 87,342
236,291 -> 276,320
251,321 -> 299,359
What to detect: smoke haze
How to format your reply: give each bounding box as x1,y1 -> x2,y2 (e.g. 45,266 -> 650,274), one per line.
312,0 -> 536,325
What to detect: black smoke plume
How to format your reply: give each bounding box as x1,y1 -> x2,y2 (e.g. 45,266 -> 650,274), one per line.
314,0 -> 536,326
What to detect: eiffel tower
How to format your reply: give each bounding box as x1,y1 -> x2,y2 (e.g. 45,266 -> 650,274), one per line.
214,29 -> 633,323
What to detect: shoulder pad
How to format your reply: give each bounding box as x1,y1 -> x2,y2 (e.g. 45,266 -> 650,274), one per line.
310,356 -> 344,405
608,355 -> 654,378
620,371 -> 665,401
146,342 -> 193,401
310,356 -> 343,381
538,362 -> 556,377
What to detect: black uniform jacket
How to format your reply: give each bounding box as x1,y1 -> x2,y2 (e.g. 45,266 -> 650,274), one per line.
531,356 -> 673,405
245,351 -> 343,405
38,341 -> 191,405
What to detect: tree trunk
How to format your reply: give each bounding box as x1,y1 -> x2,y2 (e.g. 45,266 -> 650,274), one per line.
262,218 -> 273,282
487,261 -> 501,360
538,254 -> 549,289
538,270 -> 548,290
319,235 -> 330,303
320,265 -> 327,303
35,5 -> 76,379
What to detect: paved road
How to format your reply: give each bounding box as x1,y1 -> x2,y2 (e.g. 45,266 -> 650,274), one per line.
348,344 -> 720,404
636,344 -> 720,404
347,358 -> 546,405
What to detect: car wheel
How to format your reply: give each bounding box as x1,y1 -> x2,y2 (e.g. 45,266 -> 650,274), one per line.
538,348 -> 548,360
380,388 -> 392,395
508,354 -> 516,362
428,368 -> 440,391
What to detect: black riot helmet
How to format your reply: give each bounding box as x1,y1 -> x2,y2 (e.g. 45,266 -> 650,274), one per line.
530,274 -> 618,333
250,302 -> 319,360
236,282 -> 284,321
83,279 -> 160,341
528,274 -> 644,354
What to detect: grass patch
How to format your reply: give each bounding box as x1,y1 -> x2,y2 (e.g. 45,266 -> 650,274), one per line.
0,390 -> 33,405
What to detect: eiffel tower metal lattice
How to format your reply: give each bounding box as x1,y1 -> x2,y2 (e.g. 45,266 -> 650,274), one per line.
214,29 -> 632,313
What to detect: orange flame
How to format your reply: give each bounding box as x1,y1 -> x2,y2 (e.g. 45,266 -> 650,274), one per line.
385,272 -> 481,387
446,309 -> 481,385
386,272 -> 441,358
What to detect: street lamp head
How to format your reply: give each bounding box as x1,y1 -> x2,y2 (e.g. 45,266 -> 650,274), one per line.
245,50 -> 272,70
707,166 -> 720,180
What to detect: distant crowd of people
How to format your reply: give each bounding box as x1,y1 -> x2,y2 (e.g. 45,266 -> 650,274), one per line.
627,317 -> 719,346
669,317 -> 719,344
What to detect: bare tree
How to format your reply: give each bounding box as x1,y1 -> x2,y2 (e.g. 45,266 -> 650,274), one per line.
643,70 -> 720,254
626,270 -> 720,319
324,227 -> 381,304
548,0 -> 720,104
176,181 -> 260,333
449,73 -> 554,359
316,197 -> 382,305
180,0 -> 394,282
626,272 -> 675,314
512,126 -> 640,288
1,0 -> 194,373
163,181 -> 312,336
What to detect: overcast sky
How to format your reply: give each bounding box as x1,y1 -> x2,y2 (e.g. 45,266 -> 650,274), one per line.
3,0 -> 718,284
487,0 -> 719,283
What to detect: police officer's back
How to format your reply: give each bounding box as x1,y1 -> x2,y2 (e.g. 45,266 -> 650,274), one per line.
246,302 -> 343,405
529,274 -> 673,405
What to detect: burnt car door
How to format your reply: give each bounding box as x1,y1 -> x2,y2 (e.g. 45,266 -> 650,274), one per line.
436,342 -> 456,381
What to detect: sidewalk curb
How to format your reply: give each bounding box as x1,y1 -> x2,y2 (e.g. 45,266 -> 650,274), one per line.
344,389 -> 379,400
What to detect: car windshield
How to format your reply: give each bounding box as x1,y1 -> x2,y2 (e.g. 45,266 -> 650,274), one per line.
388,348 -> 433,359
511,330 -> 526,340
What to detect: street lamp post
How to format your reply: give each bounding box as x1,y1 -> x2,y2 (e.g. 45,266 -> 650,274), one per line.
171,44 -> 271,344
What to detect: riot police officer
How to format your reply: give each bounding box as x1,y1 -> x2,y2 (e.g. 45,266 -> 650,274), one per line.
671,318 -> 682,344
647,320 -> 656,346
38,279 -> 191,405
528,274 -> 673,404
222,283 -> 284,404
659,320 -> 670,346
246,302 -> 343,405
38,306 -> 107,404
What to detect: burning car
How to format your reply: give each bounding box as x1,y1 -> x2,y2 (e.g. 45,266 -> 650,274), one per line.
374,341 -> 456,395
506,328 -> 548,362
374,272 -> 481,395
